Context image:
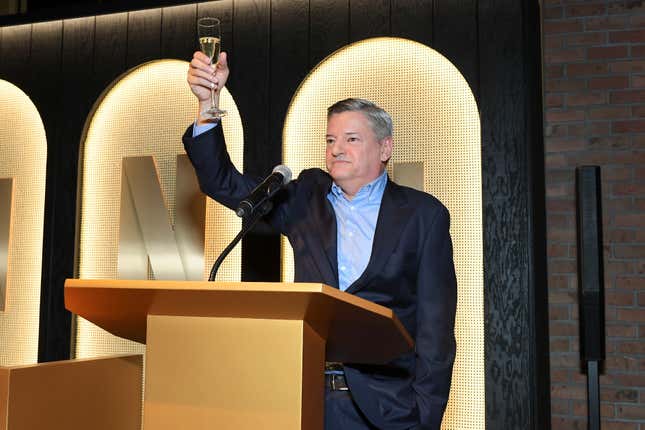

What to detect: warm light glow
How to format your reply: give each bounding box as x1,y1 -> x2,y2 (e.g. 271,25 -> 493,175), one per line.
282,37 -> 484,429
76,59 -> 244,358
0,79 -> 47,366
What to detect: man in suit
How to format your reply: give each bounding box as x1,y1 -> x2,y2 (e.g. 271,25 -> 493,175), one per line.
185,51 -> 457,430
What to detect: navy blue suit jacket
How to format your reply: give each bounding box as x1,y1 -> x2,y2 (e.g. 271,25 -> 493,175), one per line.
183,124 -> 457,430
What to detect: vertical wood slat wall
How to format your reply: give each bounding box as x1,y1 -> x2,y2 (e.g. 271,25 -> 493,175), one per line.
0,1 -> 547,429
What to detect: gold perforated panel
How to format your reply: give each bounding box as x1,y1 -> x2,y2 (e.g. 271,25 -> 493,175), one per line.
0,79 -> 47,366
76,60 -> 244,358
282,37 -> 483,429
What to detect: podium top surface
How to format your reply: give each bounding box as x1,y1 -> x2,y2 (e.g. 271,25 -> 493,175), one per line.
65,279 -> 413,364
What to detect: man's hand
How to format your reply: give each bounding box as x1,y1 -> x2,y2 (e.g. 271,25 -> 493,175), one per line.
187,51 -> 229,121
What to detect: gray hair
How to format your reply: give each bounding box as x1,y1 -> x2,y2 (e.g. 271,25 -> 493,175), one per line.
327,98 -> 393,141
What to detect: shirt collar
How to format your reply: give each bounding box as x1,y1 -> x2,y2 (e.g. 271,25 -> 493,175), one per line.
330,170 -> 388,203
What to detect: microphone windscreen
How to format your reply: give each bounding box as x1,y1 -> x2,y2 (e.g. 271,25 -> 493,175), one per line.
272,165 -> 292,184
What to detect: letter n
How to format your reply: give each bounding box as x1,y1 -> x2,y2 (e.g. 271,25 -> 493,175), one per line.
118,156 -> 205,281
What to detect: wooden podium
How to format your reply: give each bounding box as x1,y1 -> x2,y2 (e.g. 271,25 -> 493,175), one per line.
65,280 -> 413,430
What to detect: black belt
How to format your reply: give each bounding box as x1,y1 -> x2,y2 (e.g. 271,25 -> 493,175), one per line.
325,362 -> 349,391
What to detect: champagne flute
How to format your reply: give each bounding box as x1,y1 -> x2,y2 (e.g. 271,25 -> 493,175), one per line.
198,17 -> 227,119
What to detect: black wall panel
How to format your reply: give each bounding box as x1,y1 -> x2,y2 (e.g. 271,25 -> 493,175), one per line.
479,1 -> 548,429
32,20 -> 65,362
93,13 -> 128,94
0,24 -> 30,89
309,0 -> 348,66
0,1 -> 548,428
231,0 -> 270,177
525,1 -> 550,428
29,21 -> 62,147
391,0 -> 433,47
479,0 -> 529,424
127,8 -> 162,67
270,0 -> 309,146
161,4 -> 197,60
433,0 -> 479,98
50,16 -> 96,360
350,0 -> 389,41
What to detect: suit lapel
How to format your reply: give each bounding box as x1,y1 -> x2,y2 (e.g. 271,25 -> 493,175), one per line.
345,180 -> 413,294
303,177 -> 339,288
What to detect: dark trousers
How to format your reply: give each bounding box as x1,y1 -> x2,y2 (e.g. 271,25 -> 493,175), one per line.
324,387 -> 378,430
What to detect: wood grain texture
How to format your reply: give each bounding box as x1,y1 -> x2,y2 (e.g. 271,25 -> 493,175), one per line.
29,21 -> 62,135
127,8 -> 162,67
523,1 -> 550,428
29,20 -> 66,363
350,0 -> 390,41
391,0 -> 433,47
0,24 -> 31,90
309,0 -> 349,66
93,13 -> 128,95
38,16 -> 96,362
479,0 -> 546,428
269,0 -> 309,162
231,0 -> 270,177
432,0 -> 479,99
61,16 -> 95,152
61,17 -> 96,274
161,3 -> 196,60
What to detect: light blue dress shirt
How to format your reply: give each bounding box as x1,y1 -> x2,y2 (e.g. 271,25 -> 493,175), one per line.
193,121 -> 216,136
327,170 -> 387,291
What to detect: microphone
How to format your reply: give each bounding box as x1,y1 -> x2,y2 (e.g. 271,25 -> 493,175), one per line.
236,165 -> 292,218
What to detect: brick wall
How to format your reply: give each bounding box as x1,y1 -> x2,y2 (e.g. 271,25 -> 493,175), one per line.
543,0 -> 645,428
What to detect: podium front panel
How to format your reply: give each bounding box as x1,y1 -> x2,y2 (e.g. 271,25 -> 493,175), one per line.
144,315 -> 324,430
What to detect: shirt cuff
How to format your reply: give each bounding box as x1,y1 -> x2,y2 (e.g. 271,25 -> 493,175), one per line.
192,121 -> 217,137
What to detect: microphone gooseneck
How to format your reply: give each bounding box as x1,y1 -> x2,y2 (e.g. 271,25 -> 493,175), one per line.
208,201 -> 272,282
209,165 -> 292,282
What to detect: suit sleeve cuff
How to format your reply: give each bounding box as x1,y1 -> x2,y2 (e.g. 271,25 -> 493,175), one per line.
192,120 -> 217,137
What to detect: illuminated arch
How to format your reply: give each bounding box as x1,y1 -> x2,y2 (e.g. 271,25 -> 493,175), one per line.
0,80 -> 47,366
282,37 -> 483,429
76,60 -> 244,358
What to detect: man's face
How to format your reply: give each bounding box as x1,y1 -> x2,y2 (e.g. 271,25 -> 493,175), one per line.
325,111 -> 392,195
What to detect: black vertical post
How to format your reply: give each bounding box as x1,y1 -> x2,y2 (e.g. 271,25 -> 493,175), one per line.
587,360 -> 600,430
575,166 -> 605,430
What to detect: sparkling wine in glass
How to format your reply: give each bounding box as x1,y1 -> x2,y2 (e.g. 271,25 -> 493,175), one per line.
198,17 -> 226,119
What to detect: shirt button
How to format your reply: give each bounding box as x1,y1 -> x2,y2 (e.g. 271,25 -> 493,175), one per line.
350,206 -> 355,211
348,231 -> 354,237
340,266 -> 346,271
